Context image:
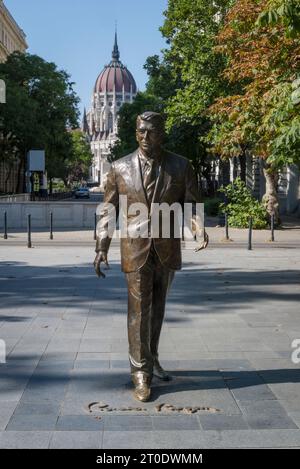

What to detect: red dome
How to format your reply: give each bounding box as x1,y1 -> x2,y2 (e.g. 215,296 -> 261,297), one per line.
94,33 -> 137,94
94,62 -> 137,94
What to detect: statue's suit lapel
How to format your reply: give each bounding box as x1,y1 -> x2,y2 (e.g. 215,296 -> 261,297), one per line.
131,150 -> 148,207
152,151 -> 169,206
130,149 -> 170,209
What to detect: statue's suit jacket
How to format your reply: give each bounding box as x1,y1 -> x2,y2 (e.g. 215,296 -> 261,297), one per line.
95,149 -> 201,273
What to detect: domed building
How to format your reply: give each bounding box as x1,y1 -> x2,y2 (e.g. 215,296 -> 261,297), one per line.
83,33 -> 137,188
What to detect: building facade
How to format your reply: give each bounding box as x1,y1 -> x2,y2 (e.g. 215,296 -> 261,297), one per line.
0,0 -> 27,63
83,33 -> 137,189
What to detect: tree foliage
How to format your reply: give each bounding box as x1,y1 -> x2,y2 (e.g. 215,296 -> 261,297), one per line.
109,92 -> 162,161
0,52 -> 79,188
257,0 -> 300,37
160,0 -> 234,128
66,130 -> 93,186
208,0 -> 300,170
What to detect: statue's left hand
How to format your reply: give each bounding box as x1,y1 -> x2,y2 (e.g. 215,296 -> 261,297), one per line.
93,251 -> 109,278
195,231 -> 209,252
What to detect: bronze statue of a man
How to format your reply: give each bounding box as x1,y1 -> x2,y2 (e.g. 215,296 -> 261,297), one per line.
94,111 -> 208,402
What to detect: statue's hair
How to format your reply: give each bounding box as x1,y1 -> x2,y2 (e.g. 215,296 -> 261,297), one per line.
137,111 -> 165,131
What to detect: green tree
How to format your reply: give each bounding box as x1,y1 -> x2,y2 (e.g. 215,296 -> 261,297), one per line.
157,0 -> 235,190
160,0 -> 234,128
257,0 -> 300,37
144,54 -> 180,103
109,92 -> 162,161
66,129 -> 93,186
0,52 -> 79,192
208,0 -> 300,219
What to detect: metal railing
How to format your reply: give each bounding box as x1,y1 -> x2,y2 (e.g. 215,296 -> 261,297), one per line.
1,210 -> 100,247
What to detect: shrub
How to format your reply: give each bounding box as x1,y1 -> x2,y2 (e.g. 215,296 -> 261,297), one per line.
52,180 -> 68,193
219,178 -> 268,229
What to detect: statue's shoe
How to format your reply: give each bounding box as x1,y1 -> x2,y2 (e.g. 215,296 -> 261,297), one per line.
153,360 -> 172,381
134,383 -> 151,402
132,372 -> 152,402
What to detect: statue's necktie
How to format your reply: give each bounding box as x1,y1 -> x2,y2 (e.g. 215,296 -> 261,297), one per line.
143,158 -> 157,204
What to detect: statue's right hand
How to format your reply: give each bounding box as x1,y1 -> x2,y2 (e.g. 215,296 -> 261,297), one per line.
93,251 -> 109,278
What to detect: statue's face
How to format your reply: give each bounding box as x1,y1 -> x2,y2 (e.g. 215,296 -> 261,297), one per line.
136,120 -> 164,157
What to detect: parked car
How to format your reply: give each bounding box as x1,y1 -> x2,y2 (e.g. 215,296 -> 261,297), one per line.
74,187 -> 90,199
89,186 -> 101,193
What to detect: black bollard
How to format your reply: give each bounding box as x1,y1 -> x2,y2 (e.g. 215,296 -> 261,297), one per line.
248,217 -> 253,251
50,212 -> 53,240
225,213 -> 229,241
94,213 -> 97,241
270,214 -> 275,242
4,211 -> 8,239
27,214 -> 32,248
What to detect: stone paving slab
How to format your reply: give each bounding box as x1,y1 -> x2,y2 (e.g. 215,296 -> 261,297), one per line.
49,431 -> 102,449
0,237 -> 300,448
0,431 -> 52,449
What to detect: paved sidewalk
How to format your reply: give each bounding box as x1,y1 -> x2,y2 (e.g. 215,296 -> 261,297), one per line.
0,229 -> 300,448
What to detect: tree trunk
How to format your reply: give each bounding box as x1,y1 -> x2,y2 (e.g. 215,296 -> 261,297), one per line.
62,177 -> 69,189
262,163 -> 280,223
4,164 -> 12,193
16,156 -> 25,194
239,151 -> 246,182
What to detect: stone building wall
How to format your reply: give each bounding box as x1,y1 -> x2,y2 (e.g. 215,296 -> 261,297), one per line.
0,1 -> 27,63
